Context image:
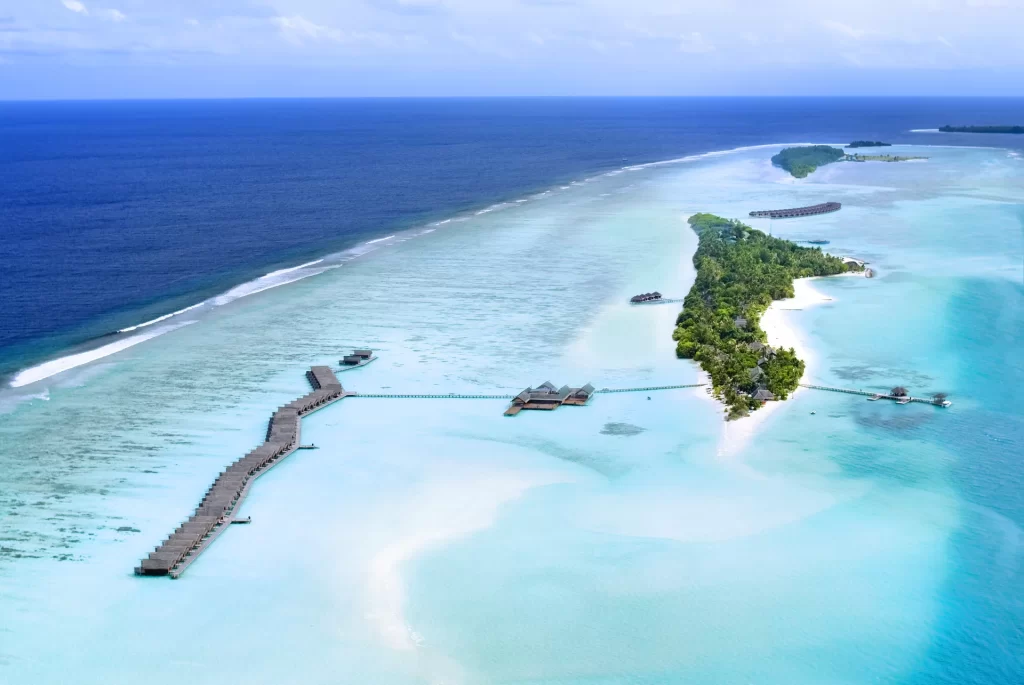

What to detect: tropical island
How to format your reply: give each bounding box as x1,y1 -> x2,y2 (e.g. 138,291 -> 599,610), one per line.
773,145 -> 929,177
771,145 -> 846,178
939,125 -> 1024,134
673,213 -> 863,419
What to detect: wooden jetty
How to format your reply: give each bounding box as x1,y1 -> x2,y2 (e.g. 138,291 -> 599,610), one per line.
800,384 -> 951,407
135,366 -> 346,578
749,202 -> 841,219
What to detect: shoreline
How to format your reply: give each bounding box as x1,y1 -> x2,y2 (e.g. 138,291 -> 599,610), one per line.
717,275 -> 842,461
1,142 -> 825,393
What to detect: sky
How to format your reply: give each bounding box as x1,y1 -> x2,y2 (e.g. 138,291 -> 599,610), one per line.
1,0 -> 1023,99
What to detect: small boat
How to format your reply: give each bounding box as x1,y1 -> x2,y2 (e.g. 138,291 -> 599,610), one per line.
339,349 -> 376,371
897,397 -> 912,405
630,291 -> 663,304
231,516 -> 252,525
867,394 -> 882,401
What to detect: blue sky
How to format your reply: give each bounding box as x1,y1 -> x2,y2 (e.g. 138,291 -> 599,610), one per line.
1,0 -> 1023,99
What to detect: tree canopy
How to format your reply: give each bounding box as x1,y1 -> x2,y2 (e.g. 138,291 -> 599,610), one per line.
674,213 -> 862,419
771,145 -> 846,178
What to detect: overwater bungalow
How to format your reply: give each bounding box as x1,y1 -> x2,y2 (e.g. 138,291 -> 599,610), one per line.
341,349 -> 376,368
630,292 -> 663,304
505,381 -> 595,415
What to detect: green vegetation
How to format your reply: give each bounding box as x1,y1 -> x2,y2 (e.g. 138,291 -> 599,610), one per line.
771,145 -> 846,178
939,125 -> 1024,134
673,214 -> 862,419
846,141 -> 891,148
847,154 -> 927,162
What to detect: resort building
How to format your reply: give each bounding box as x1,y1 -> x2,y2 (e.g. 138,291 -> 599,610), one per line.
505,381 -> 596,416
749,202 -> 841,219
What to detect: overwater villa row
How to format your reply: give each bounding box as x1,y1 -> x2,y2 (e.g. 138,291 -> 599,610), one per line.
135,365 -> 346,577
505,381 -> 595,416
749,202 -> 841,219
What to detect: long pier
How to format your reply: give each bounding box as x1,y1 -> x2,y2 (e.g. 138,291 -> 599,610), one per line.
135,366 -> 346,578
347,384 -> 704,400
749,202 -> 841,219
799,384 -> 950,407
135,378 -> 707,577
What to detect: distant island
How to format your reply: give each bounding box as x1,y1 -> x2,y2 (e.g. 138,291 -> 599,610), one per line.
772,145 -> 928,177
771,145 -> 846,178
939,125 -> 1024,134
673,213 -> 863,419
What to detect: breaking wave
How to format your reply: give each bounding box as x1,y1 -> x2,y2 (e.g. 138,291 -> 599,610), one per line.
6,141 -> 832,390
10,321 -> 197,388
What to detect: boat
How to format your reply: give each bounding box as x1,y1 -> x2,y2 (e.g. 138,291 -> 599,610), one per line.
867,394 -> 882,401
339,349 -> 376,371
897,396 -> 912,405
630,291 -> 663,304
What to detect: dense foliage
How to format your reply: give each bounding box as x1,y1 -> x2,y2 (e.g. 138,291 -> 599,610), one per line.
674,213 -> 860,419
939,125 -> 1023,134
846,141 -> 891,148
770,145 -> 846,178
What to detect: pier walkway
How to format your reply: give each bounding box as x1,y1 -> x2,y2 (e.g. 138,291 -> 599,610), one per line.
348,384 -> 704,400
135,377 -> 706,578
800,384 -> 950,407
749,202 -> 842,219
135,366 -> 346,578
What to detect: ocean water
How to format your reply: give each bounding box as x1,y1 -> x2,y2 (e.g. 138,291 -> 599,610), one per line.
4,97 -> 1024,379
1,104 -> 1023,684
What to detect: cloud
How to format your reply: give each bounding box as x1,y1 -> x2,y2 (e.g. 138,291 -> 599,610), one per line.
185,18 -> 199,26
822,20 -> 866,40
61,0 -> 89,15
272,15 -> 342,45
100,8 -> 125,22
367,0 -> 447,16
678,31 -> 714,54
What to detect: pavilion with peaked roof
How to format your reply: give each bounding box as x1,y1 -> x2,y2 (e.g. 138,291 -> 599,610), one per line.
505,381 -> 596,415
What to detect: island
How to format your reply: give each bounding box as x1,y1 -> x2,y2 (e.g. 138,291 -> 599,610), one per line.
846,141 -> 891,148
939,125 -> 1024,134
673,213 -> 863,419
771,145 -> 846,178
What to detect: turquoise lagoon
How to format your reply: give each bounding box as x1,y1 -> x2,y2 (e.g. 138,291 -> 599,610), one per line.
1,145 -> 1021,684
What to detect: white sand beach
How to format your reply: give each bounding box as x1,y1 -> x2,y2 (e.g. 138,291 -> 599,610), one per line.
718,276 -> 840,460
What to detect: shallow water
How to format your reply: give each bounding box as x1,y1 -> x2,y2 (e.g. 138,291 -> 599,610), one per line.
1,145 -> 1021,684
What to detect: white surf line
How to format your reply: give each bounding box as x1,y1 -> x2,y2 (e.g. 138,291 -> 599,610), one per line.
10,321 -> 197,388
117,302 -> 206,333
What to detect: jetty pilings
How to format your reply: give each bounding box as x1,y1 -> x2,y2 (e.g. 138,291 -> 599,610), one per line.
135,366 -> 346,578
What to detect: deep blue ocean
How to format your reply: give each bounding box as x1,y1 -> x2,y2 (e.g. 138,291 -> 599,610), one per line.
1,97 -> 1022,684
2,97 -> 1024,378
